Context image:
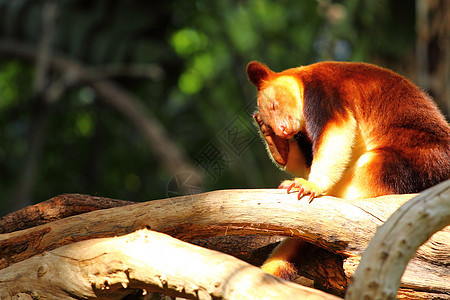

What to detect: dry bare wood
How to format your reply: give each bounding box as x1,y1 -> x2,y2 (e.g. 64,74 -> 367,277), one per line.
1,187 -> 448,298
0,194 -> 136,234
346,179 -> 450,300
0,229 -> 341,300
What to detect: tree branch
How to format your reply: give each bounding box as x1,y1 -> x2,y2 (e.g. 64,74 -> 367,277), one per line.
1,188 -> 448,297
346,179 -> 450,299
0,194 -> 136,234
0,229 -> 341,300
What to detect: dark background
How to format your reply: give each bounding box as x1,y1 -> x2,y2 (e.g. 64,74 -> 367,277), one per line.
0,0 -> 448,216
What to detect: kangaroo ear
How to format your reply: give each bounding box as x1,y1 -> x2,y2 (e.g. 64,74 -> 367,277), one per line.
247,61 -> 272,88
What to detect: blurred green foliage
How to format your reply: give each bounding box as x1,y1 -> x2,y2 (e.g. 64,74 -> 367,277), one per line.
0,0 -> 419,215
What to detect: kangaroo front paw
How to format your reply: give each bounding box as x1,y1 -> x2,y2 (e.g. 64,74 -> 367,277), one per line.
278,178 -> 325,202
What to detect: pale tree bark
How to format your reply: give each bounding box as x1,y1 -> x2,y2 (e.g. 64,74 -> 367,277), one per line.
346,180 -> 450,300
1,183 -> 449,299
0,229 -> 340,300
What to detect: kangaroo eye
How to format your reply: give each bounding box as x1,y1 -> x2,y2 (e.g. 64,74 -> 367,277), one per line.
271,102 -> 275,110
